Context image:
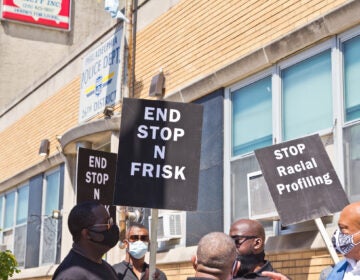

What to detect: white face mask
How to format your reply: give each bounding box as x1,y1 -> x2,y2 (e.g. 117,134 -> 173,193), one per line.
128,241 -> 148,259
332,228 -> 360,255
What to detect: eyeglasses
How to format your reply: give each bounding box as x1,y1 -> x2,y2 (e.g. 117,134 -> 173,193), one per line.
88,217 -> 114,231
129,235 -> 149,242
231,235 -> 257,247
231,259 -> 238,276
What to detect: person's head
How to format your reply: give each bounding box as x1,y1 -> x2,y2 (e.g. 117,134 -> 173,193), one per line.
124,222 -> 150,260
191,232 -> 238,280
229,219 -> 266,276
332,202 -> 360,260
68,201 -> 119,254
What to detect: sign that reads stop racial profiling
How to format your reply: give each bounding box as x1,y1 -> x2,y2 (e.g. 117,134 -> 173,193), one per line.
114,98 -> 203,211
76,148 -> 117,217
254,134 -> 349,226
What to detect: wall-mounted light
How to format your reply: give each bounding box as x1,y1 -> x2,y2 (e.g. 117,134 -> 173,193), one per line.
103,106 -> 114,119
52,209 -> 63,219
39,139 -> 50,157
149,70 -> 165,97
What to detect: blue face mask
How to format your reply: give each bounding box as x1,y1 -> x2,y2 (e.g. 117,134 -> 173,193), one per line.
332,228 -> 360,255
128,241 -> 148,259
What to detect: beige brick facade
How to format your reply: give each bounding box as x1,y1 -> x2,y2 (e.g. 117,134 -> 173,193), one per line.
0,78 -> 80,182
133,0 -> 345,99
0,0 -> 349,183
155,249 -> 336,280
1,1 -> 356,279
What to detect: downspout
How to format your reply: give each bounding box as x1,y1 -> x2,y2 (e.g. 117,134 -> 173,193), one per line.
131,0 -> 138,97
118,0 -> 134,246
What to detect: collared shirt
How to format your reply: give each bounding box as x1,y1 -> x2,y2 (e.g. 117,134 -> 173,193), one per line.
344,258 -> 360,279
234,260 -> 274,279
113,260 -> 167,280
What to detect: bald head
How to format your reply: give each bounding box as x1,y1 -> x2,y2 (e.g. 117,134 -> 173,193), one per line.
337,202 -> 360,260
339,202 -> 360,232
230,219 -> 265,241
229,218 -> 266,257
195,232 -> 237,277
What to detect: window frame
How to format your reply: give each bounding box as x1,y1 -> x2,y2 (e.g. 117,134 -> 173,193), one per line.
223,37 -> 350,235
277,39 -> 336,142
39,167 -> 62,266
0,183 -> 29,267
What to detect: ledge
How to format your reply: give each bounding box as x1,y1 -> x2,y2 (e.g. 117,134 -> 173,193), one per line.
0,153 -> 64,192
164,0 -> 360,103
59,114 -> 121,154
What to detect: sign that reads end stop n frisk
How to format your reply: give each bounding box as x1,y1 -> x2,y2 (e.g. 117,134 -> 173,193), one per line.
76,147 -> 117,205
254,134 -> 349,226
114,98 -> 203,211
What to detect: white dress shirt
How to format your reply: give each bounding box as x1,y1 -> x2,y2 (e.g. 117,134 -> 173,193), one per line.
344,258 -> 360,279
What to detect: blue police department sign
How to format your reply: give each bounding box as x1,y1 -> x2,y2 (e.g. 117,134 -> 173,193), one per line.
79,29 -> 122,123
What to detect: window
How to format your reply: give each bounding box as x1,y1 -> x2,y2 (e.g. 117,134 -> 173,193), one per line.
231,76 -> 272,156
343,35 -> 360,122
0,165 -> 63,269
1,185 -> 29,267
342,33 -> 360,201
282,50 -> 333,140
225,39 -> 343,235
343,123 -> 360,201
3,191 -> 16,253
40,169 -> 62,265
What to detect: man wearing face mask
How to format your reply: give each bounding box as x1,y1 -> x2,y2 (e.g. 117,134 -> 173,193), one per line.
229,219 -> 280,279
325,201 -> 360,279
52,201 -> 119,280
113,223 -> 167,280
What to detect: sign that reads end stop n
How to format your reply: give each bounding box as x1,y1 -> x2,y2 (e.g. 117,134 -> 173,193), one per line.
254,134 -> 349,226
76,147 -> 117,206
114,98 -> 203,211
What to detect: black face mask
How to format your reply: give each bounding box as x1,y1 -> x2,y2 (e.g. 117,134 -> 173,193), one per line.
88,224 -> 120,248
235,251 -> 265,277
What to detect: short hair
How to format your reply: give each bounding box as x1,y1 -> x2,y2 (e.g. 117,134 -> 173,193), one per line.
126,222 -> 148,238
68,201 -> 102,242
197,232 -> 237,271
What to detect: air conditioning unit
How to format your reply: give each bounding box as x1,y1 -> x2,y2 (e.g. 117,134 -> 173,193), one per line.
247,171 -> 279,221
149,212 -> 183,241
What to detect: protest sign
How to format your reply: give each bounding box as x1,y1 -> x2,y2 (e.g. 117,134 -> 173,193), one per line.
114,98 -> 203,211
254,134 -> 349,225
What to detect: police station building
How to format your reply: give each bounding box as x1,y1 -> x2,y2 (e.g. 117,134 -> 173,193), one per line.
1,0 -> 360,279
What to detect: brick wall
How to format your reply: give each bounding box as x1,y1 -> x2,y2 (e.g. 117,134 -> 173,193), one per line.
133,0 -> 346,99
156,249 -> 336,280
0,78 -> 80,182
17,249 -> 336,280
0,0 -> 349,183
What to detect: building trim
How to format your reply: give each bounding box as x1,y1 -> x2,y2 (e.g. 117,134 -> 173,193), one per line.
0,153 -> 64,192
59,115 -> 122,154
164,0 -> 360,104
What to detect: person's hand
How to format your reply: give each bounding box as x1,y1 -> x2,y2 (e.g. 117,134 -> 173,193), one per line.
152,270 -> 160,279
145,268 -> 160,280
261,271 -> 289,280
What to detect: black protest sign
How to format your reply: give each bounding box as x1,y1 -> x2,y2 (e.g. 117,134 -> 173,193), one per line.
254,134 -> 349,226
113,98 -> 203,211
76,147 -> 117,214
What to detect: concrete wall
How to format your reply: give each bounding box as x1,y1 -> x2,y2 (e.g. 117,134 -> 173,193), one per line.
0,0 -> 180,116
0,0 -> 116,112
